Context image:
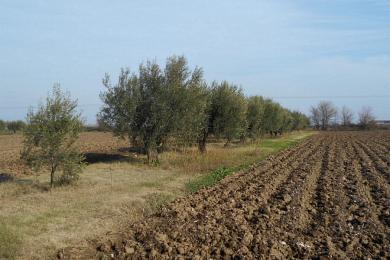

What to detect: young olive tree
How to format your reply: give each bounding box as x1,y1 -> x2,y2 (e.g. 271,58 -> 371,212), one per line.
209,81 -> 247,146
21,85 -> 84,188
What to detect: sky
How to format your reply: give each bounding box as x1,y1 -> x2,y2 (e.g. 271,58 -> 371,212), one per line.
1,0 -> 389,123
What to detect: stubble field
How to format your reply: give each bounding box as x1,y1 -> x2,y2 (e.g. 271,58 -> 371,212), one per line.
96,131 -> 390,259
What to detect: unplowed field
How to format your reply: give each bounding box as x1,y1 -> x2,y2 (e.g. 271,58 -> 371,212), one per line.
98,132 -> 390,259
0,132 -> 128,176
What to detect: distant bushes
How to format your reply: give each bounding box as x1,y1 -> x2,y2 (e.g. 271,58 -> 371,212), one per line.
99,55 -> 310,163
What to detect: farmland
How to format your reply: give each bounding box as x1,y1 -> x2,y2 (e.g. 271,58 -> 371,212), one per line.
0,132 -> 129,176
0,131 -> 311,259
94,131 -> 390,259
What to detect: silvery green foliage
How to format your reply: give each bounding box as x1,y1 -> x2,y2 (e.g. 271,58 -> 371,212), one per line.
22,85 -> 84,187
99,56 -> 209,163
209,81 -> 247,143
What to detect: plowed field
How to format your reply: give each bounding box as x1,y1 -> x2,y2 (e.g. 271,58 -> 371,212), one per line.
98,132 -> 390,259
0,132 -> 128,176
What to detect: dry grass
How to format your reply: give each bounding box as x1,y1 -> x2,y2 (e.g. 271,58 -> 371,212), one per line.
0,131 -> 313,259
160,131 -> 313,174
0,164 -> 185,259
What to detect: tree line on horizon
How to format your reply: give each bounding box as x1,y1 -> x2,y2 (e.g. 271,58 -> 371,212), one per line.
98,55 -> 310,163
309,101 -> 377,130
0,120 -> 26,133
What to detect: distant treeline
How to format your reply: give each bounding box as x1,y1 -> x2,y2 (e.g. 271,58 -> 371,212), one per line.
98,55 -> 310,162
0,120 -> 26,133
309,101 -> 379,131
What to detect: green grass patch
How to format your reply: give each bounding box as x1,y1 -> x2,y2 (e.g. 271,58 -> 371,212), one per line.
186,167 -> 237,193
186,132 -> 313,193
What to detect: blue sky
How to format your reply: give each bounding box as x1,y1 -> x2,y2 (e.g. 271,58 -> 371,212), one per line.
1,0 -> 389,123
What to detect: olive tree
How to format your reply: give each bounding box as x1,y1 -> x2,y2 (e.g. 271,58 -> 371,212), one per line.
291,111 -> 310,130
246,96 -> 266,139
209,81 -> 247,145
163,56 -> 209,148
262,100 -> 284,136
99,56 -> 209,162
21,85 -> 84,188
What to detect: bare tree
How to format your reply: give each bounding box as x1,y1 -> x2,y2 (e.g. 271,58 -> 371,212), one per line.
340,106 -> 354,126
358,106 -> 376,130
310,106 -> 320,130
317,101 -> 337,130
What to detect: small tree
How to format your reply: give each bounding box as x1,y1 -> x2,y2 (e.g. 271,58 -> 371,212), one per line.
7,120 -> 26,133
21,85 -> 84,188
358,106 -> 376,130
340,106 -> 354,126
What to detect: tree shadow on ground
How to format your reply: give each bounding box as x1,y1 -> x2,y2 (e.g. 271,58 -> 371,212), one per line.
0,172 -> 50,192
83,152 -> 142,164
0,173 -> 13,183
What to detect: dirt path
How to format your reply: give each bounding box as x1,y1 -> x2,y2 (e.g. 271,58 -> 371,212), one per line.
91,132 -> 390,259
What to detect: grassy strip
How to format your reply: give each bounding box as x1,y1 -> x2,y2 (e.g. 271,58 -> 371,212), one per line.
186,132 -> 312,193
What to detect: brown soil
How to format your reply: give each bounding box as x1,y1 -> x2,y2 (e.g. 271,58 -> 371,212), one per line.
73,132 -> 390,259
0,132 -> 129,176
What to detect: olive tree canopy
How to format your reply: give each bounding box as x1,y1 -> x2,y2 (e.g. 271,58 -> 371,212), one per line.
99,56 -> 209,163
22,85 -> 84,188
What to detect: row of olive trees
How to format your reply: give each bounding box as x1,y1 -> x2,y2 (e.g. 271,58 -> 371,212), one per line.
18,56 -> 310,187
98,56 -> 310,163
0,120 -> 26,133
310,101 -> 376,130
